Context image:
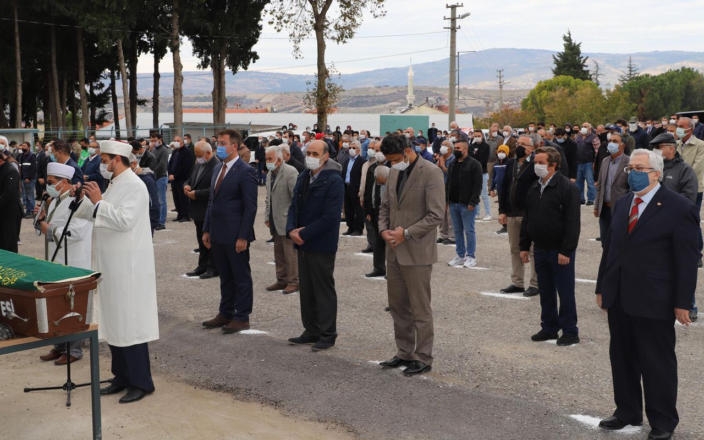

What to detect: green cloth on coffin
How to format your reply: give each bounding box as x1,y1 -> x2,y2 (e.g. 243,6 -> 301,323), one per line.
0,249 -> 99,292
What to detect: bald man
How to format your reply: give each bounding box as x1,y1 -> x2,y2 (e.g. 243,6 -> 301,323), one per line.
184,141 -> 220,279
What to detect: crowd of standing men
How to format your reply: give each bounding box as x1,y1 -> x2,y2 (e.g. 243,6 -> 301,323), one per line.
0,114 -> 701,438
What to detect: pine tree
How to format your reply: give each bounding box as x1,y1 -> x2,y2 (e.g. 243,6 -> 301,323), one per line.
552,31 -> 591,81
618,56 -> 640,84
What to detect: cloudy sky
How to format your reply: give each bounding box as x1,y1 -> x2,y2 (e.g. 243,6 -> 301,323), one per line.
139,0 -> 697,75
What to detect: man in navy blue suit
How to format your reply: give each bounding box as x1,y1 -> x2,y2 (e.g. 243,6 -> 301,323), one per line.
596,148 -> 698,440
201,129 -> 258,334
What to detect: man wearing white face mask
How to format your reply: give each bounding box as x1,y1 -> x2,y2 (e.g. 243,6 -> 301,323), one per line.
35,162 -> 94,366
627,117 -> 650,150
575,122 -> 599,205
436,140 -> 455,244
82,140 -> 107,192
520,146 -> 581,346
340,140 -> 365,236
286,140 -> 344,352
691,114 -> 704,140
676,117 -> 704,210
264,145 -> 299,294
184,141 -> 219,278
594,133 -> 630,248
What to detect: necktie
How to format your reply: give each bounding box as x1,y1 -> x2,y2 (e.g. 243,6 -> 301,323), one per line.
214,163 -> 227,193
628,197 -> 642,233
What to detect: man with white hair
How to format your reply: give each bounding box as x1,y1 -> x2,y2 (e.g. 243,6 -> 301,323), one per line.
596,148 -> 698,440
168,136 -> 195,222
36,162 -> 93,365
184,141 -> 219,278
264,145 -> 299,294
76,140 -> 159,404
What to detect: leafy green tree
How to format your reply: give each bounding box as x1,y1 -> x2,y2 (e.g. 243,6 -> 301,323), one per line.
552,31 -> 591,81
267,0 -> 386,130
618,56 -> 639,85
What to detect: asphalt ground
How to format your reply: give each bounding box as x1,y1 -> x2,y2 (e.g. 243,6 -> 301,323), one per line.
5,185 -> 704,439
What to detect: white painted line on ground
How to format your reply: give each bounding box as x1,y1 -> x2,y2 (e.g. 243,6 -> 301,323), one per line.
239,329 -> 268,335
588,238 -> 600,242
154,239 -> 177,245
569,414 -> 642,434
576,278 -> 597,284
180,274 -> 201,279
465,266 -> 490,271
341,235 -> 367,239
361,275 -> 386,282
479,291 -> 529,300
267,261 -> 275,265
354,252 -> 373,258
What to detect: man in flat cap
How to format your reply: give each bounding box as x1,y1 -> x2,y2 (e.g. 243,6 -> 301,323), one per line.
75,140 -> 159,404
36,162 -> 94,365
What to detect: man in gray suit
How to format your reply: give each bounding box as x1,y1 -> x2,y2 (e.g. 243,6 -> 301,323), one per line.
378,133 -> 445,376
594,133 -> 630,246
264,145 -> 299,294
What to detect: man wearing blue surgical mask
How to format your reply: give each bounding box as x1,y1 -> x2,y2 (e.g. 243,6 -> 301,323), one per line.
594,133 -> 630,248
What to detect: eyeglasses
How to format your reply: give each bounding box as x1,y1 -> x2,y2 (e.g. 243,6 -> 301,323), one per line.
623,166 -> 655,174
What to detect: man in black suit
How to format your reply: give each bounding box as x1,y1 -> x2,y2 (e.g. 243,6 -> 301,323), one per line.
184,140 -> 219,279
340,139 -> 365,236
596,148 -> 698,440
168,136 -> 195,222
50,140 -> 83,184
201,129 -> 258,334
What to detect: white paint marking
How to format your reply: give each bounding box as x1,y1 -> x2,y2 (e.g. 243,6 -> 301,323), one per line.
465,266 -> 490,271
576,278 -> 597,284
267,261 -> 275,265
361,275 -> 386,282
239,329 -> 268,335
354,252 -> 373,258
569,414 -> 642,434
479,291 -> 529,301
181,274 -> 201,279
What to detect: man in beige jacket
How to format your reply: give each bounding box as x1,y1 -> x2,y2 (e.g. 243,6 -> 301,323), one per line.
377,133 -> 445,376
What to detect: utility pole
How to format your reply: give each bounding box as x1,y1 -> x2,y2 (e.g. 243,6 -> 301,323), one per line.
445,4 -> 469,127
497,68 -> 505,109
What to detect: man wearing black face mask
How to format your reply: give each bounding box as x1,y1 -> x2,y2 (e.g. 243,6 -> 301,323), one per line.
497,135 -> 539,296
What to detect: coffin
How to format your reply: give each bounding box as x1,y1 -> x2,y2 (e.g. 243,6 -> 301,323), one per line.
0,250 -> 100,338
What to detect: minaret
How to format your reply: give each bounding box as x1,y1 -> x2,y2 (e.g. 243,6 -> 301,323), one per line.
406,60 -> 415,108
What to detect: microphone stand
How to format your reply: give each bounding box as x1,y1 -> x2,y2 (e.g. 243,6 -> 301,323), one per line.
26,192 -> 106,407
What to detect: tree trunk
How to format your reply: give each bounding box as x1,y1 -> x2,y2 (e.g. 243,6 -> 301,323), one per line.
13,0 -> 22,128
170,0 -> 183,136
116,39 -> 132,137
50,25 -> 63,132
128,42 -> 138,131
89,82 -> 96,129
110,69 -> 121,139
61,73 -> 68,130
77,27 -> 89,136
153,53 -> 160,129
314,16 -> 329,131
211,47 -> 227,126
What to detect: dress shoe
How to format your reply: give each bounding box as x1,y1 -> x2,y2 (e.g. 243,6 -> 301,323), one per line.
436,238 -> 445,243
202,314 -> 231,328
119,387 -> 148,404
403,360 -> 431,376
361,246 -> 373,253
155,224 -> 166,230
495,226 -> 507,234
266,281 -> 287,291
648,429 -> 672,440
586,201 -> 594,206
186,267 -> 206,277
288,334 -> 319,345
379,356 -> 410,368
100,381 -> 126,395
193,248 -> 200,253
556,333 -> 580,346
531,329 -> 558,341
500,284 -> 525,294
311,340 -> 335,352
222,320 -> 250,334
349,231 -> 363,236
266,237 -> 275,243
365,270 -> 386,278
39,349 -> 62,361
598,416 -> 641,430
282,284 -> 298,294
54,354 -> 81,365
441,238 -> 455,245
177,217 -> 191,223
199,271 -> 218,280
523,287 -> 540,297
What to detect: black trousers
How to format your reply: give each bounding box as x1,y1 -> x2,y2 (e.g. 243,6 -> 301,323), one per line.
298,251 -> 337,343
371,213 -> 386,273
608,304 -> 678,432
343,184 -> 364,233
194,219 -> 215,272
109,343 -> 155,392
211,242 -> 253,322
171,179 -> 190,219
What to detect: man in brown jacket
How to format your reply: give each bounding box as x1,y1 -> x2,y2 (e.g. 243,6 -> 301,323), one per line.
377,133 -> 445,376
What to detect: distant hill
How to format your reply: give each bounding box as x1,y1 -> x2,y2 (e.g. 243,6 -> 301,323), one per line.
133,48 -> 704,97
